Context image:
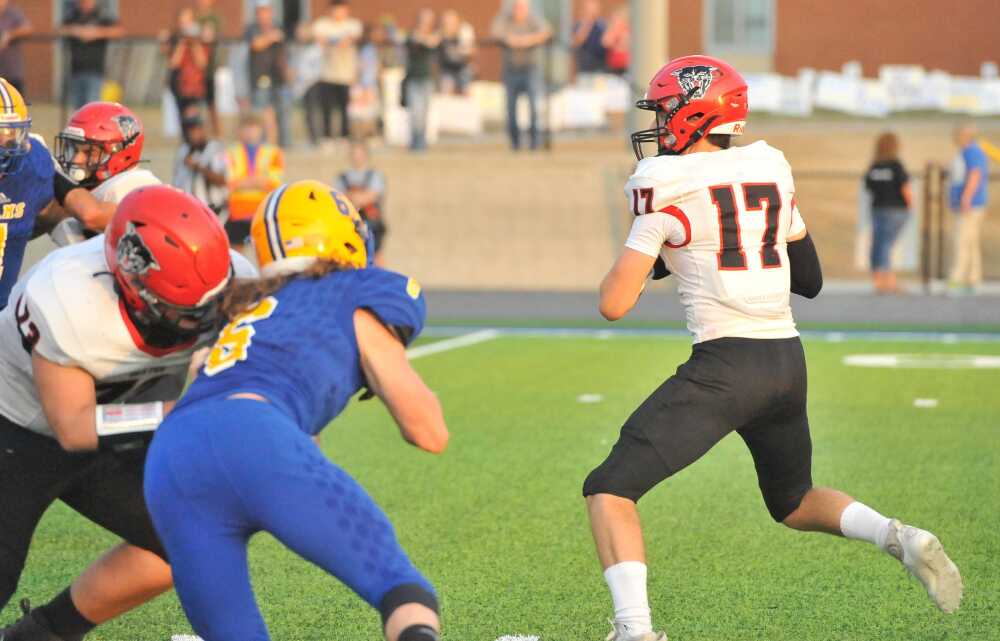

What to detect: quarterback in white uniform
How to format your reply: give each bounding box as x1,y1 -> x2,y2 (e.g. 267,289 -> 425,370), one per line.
0,186 -> 253,641
583,56 -> 963,641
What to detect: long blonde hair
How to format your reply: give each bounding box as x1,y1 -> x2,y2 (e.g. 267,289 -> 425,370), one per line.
219,260 -> 348,321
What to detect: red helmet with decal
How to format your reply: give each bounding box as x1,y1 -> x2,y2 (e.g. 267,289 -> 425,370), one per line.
105,185 -> 232,337
630,55 -> 748,160
55,102 -> 144,187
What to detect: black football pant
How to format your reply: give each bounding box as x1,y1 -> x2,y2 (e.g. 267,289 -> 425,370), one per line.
0,414 -> 164,610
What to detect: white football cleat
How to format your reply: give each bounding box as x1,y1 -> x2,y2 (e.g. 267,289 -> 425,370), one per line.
604,620 -> 668,641
884,519 -> 963,613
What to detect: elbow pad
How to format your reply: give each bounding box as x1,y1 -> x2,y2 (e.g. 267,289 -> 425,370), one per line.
788,233 -> 823,299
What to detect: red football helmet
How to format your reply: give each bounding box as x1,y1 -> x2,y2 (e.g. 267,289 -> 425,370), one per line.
105,186 -> 232,337
631,55 -> 748,160
55,102 -> 144,187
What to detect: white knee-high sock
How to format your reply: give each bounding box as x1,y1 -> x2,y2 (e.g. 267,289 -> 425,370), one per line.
839,501 -> 892,550
604,561 -> 652,635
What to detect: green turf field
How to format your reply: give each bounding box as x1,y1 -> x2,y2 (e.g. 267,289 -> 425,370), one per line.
4,333 -> 998,641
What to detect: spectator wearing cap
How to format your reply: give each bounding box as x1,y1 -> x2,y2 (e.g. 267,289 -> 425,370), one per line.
311,0 -> 362,147
864,132 -> 911,294
172,113 -> 228,217
438,10 -> 475,95
949,123 -> 990,295
403,8 -> 439,152
246,0 -> 292,147
0,0 -> 34,96
571,0 -> 606,83
226,112 -> 284,252
490,0 -> 552,151
59,0 -> 124,109
335,139 -> 387,264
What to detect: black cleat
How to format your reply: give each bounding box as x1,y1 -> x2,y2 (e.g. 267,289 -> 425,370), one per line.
0,600 -> 71,641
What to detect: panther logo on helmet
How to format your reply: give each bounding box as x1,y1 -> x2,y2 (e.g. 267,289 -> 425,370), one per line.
117,222 -> 161,275
671,65 -> 718,99
113,114 -> 140,145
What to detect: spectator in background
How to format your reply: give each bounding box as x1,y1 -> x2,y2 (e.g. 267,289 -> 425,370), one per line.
601,4 -> 629,76
59,0 -> 124,109
172,112 -> 228,216
404,9 -> 439,152
246,0 -> 292,147
949,123 -> 989,295
295,21 -> 325,147
572,0 -> 606,83
162,8 -> 209,127
373,17 -> 404,70
864,132 -> 911,295
438,9 -> 475,95
335,139 -> 387,264
226,112 -> 284,252
312,0 -> 362,148
195,0 -> 223,136
0,0 -> 33,96
491,0 -> 551,151
353,23 -> 381,138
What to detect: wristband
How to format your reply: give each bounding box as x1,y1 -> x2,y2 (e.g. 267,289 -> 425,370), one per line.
96,401 -> 164,453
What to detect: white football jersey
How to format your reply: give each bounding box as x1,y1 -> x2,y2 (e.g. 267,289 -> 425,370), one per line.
0,237 -> 256,440
50,168 -> 162,247
624,141 -> 806,343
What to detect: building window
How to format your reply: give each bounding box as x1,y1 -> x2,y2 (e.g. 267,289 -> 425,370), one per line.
705,0 -> 774,54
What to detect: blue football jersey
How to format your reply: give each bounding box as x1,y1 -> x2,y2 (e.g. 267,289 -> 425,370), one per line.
179,267 -> 427,435
0,141 -> 55,307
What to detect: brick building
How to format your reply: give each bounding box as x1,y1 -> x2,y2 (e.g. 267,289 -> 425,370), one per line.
15,0 -> 1000,102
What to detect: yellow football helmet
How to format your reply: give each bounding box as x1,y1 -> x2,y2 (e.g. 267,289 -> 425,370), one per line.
0,77 -> 31,175
250,179 -> 370,277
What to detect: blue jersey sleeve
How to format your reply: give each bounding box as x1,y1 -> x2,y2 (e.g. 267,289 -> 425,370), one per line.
354,269 -> 426,346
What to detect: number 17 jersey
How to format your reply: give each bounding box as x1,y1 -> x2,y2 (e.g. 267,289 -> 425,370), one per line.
624,141 -> 806,343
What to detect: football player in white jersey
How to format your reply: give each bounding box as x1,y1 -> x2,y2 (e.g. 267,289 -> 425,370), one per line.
42,102 -> 160,246
582,56 -> 963,641
0,186 -> 253,641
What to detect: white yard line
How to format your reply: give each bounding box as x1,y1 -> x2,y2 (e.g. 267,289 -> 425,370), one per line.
421,326 -> 1000,343
407,329 -> 501,360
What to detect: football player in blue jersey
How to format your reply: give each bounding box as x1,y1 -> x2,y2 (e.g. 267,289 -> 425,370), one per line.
143,179 -> 449,641
0,77 -> 59,308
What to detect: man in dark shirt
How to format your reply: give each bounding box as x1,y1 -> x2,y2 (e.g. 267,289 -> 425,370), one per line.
246,0 -> 292,148
59,0 -> 124,109
0,0 -> 34,95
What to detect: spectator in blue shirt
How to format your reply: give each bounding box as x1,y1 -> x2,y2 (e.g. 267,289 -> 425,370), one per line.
948,123 -> 989,293
572,0 -> 606,83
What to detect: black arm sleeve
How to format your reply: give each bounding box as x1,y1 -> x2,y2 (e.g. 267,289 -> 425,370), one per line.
53,171 -> 81,206
788,233 -> 822,299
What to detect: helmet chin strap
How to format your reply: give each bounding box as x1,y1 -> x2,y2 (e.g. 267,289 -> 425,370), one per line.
111,278 -> 201,348
661,115 -> 722,156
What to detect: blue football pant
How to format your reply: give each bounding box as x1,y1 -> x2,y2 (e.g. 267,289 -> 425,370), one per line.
144,398 -> 434,641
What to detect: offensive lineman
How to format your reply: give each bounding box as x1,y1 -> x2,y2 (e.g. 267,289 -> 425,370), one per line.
0,187 -> 253,641
582,56 -> 963,641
